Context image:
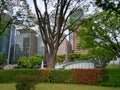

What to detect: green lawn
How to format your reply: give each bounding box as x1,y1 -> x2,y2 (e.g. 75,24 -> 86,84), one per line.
0,83 -> 120,90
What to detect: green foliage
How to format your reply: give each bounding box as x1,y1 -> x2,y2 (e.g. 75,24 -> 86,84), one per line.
88,48 -> 116,67
0,22 -> 6,36
77,27 -> 95,49
16,74 -> 38,90
0,69 -> 120,87
50,70 -> 76,83
18,55 -> 43,68
29,55 -> 42,68
56,55 -> 65,62
100,69 -> 120,87
0,52 -> 6,65
0,69 -> 38,83
106,64 -> 120,69
56,53 -> 94,62
0,0 -> 37,36
69,53 -> 93,61
18,56 -> 31,68
95,0 -> 120,15
77,11 -> 120,58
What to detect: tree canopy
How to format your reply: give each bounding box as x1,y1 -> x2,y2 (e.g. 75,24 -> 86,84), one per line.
33,0 -> 87,68
95,0 -> 120,15
0,0 -> 36,37
78,11 -> 120,57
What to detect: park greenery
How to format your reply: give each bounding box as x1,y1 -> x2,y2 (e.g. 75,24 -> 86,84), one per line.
0,69 -> 120,87
77,11 -> 120,67
0,52 -> 6,66
95,0 -> 120,15
0,1 -> 120,89
33,0 -> 90,68
0,0 -> 120,69
18,55 -> 43,68
0,0 -> 36,37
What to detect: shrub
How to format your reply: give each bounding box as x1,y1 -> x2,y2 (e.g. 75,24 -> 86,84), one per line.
100,69 -> 120,87
56,55 -> 65,62
16,74 -> 38,90
72,69 -> 102,85
0,69 -> 38,83
18,56 -> 31,68
0,52 -> 6,65
29,55 -> 42,68
69,53 -> 93,61
69,53 -> 81,61
56,53 -> 94,62
37,69 -> 52,82
18,55 -> 43,68
50,70 -> 76,83
0,68 -> 119,87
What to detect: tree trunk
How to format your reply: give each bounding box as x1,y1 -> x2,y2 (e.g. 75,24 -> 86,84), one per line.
44,47 -> 57,68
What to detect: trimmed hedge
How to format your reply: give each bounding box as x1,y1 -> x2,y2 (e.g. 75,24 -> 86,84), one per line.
37,69 -> 52,82
99,69 -> 120,87
0,69 -> 38,83
0,68 -> 120,87
50,70 -> 76,83
72,69 -> 102,85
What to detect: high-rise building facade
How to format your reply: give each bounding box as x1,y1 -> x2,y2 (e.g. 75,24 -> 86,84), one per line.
73,32 -> 88,54
57,39 -> 71,55
13,33 -> 38,63
0,25 -> 16,64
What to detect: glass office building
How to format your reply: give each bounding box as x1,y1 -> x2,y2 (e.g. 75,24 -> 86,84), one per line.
14,33 -> 38,63
0,25 -> 16,64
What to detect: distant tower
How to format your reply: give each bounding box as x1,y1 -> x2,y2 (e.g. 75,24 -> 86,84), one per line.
0,25 -> 16,64
14,33 -> 38,63
73,32 -> 88,54
70,9 -> 87,54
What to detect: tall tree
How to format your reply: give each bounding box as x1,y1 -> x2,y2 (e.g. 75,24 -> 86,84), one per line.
95,0 -> 120,15
33,0 -> 86,68
14,0 -> 36,30
78,11 -> 120,58
0,0 -> 14,36
0,0 -> 36,36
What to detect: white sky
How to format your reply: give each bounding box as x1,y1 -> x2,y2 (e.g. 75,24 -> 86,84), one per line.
27,0 -> 45,14
26,0 -> 99,17
26,0 -> 36,13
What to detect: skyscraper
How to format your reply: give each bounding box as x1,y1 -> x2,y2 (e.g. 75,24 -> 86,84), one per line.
0,25 -> 16,64
13,33 -> 38,63
73,32 -> 88,54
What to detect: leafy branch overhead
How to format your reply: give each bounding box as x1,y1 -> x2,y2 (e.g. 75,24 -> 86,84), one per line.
95,0 -> 120,15
78,11 -> 120,57
0,0 -> 36,36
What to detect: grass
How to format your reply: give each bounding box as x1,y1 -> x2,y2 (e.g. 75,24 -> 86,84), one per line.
0,83 -> 120,90
107,64 -> 120,68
